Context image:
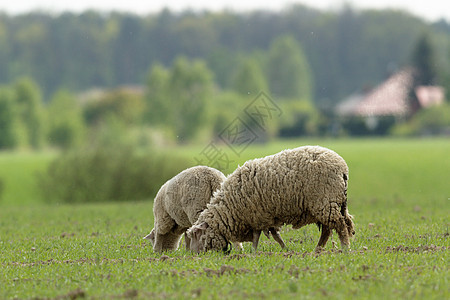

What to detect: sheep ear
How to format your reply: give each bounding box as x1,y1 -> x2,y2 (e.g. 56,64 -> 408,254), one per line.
198,222 -> 209,230
143,230 -> 155,240
192,222 -> 208,239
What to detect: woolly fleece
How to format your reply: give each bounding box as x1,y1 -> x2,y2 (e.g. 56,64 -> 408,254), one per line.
144,166 -> 226,252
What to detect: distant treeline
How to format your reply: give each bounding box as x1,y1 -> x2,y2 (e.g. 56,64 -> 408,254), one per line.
1,4 -> 450,105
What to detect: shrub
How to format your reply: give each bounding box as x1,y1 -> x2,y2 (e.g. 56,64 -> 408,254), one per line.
391,103 -> 450,136
38,145 -> 191,203
278,99 -> 319,137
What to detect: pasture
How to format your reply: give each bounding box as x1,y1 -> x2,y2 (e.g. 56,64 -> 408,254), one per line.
0,138 -> 449,299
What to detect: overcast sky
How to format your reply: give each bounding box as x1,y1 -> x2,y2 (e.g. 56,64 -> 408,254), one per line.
1,1 -> 449,22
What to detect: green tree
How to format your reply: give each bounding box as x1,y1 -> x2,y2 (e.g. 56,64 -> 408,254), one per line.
278,99 -> 320,137
14,77 -> 45,149
211,91 -> 246,137
267,35 -> 313,100
167,57 -> 214,142
83,88 -> 145,126
410,33 -> 438,85
233,58 -> 268,96
112,15 -> 144,84
144,64 -> 170,126
0,87 -> 18,149
0,8 -> 442,104
47,90 -> 85,149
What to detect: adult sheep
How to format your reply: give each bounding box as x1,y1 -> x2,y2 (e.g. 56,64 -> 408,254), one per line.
187,146 -> 355,253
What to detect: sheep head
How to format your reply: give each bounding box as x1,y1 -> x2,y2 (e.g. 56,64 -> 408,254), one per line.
187,222 -> 229,253
187,222 -> 209,252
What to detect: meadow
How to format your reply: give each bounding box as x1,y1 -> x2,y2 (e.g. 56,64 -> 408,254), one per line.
0,138 -> 449,299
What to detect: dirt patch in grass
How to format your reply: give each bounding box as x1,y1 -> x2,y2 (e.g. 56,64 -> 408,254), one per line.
162,265 -> 253,278
31,288 -> 86,300
385,245 -> 448,253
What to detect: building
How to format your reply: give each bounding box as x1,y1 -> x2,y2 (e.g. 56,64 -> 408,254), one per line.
336,69 -> 445,133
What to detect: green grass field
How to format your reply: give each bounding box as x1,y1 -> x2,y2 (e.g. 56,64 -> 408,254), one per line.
0,138 -> 449,299
0,151 -> 55,206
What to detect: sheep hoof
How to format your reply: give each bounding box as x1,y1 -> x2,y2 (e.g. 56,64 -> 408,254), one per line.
315,246 -> 325,254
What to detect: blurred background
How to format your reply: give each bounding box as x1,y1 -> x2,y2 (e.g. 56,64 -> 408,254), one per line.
0,1 -> 449,205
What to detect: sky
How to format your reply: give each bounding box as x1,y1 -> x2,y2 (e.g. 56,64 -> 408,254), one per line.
0,0 -> 449,22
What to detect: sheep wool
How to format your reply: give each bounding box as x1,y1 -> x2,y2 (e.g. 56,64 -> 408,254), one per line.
144,166 -> 226,252
187,145 -> 355,253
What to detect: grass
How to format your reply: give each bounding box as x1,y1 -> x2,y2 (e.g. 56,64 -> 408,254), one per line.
1,201 -> 448,299
178,137 -> 450,202
0,138 -> 449,299
0,151 -> 55,205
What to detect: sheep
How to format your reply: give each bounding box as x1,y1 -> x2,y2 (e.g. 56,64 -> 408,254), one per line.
143,166 -> 247,253
143,166 -> 225,252
187,145 -> 355,253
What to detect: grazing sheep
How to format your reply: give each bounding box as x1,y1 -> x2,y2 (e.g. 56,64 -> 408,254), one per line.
187,146 -> 355,253
143,166 -> 242,252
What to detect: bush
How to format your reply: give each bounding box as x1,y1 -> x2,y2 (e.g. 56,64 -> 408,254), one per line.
340,116 -> 397,136
278,99 -> 319,137
38,145 -> 191,203
391,103 -> 450,136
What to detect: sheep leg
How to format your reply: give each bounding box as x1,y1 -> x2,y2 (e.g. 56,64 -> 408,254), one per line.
184,232 -> 191,251
252,230 -> 262,251
233,242 -> 244,252
336,222 -> 350,250
316,224 -> 331,249
338,203 -> 354,250
269,228 -> 286,249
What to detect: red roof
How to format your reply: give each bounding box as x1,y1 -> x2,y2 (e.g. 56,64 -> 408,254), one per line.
355,69 -> 413,117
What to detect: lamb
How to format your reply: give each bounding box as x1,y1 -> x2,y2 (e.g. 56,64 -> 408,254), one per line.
143,166 -> 226,252
187,145 -> 355,253
143,166 -> 247,253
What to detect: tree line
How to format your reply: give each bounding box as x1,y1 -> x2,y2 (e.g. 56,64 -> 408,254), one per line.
0,33 -> 319,149
0,4 -> 450,149
1,5 -> 449,101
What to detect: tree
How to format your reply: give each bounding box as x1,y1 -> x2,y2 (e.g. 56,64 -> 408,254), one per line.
0,87 -> 18,149
410,33 -> 438,86
232,57 -> 268,96
207,47 -> 243,89
14,77 -> 45,149
210,91 -> 246,137
278,99 -> 320,137
267,35 -> 313,100
168,57 -> 214,142
47,90 -> 85,149
144,64 -> 170,126
112,14 -> 145,84
83,88 -> 145,126
0,8 -> 442,104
